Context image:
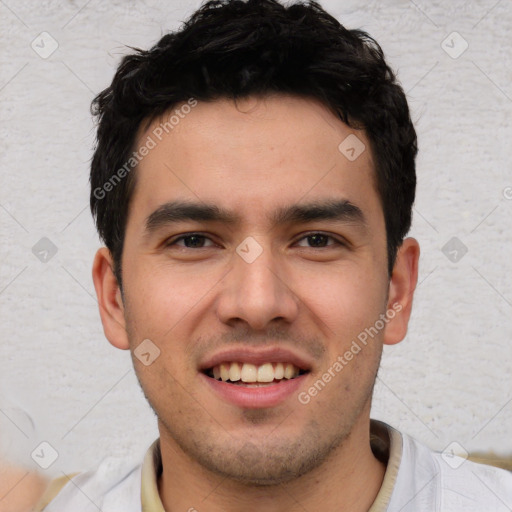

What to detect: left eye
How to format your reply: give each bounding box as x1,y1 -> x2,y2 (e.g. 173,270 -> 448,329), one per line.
170,234 -> 215,248
296,233 -> 340,248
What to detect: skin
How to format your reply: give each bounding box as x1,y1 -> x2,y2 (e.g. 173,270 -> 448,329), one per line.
0,463 -> 48,512
93,94 -> 419,511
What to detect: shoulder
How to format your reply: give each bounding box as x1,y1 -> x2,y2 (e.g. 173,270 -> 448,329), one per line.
433,448 -> 512,511
34,459 -> 142,512
390,428 -> 512,512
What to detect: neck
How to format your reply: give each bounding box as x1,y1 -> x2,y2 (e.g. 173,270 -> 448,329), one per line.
158,414 -> 386,512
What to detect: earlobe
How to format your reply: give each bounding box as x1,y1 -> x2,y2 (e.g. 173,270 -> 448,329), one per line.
383,237 -> 420,346
92,247 -> 130,350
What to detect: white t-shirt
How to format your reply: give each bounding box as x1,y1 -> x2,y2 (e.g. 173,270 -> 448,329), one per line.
37,420 -> 512,511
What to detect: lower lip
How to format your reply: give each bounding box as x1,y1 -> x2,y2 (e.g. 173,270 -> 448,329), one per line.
199,372 -> 308,409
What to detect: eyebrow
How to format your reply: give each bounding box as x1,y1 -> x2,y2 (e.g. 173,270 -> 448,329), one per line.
144,198 -> 367,236
271,199 -> 366,228
145,201 -> 238,235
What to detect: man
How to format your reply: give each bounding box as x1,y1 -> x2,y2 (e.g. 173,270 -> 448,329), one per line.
34,0 -> 512,510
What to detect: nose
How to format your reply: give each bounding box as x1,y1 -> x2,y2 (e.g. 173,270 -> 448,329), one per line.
215,241 -> 299,330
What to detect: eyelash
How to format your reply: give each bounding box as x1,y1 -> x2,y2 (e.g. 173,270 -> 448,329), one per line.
164,232 -> 345,249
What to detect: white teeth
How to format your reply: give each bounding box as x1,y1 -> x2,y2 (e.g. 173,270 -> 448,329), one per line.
284,363 -> 295,379
220,363 -> 230,382
210,362 -> 303,383
257,363 -> 275,383
229,362 -> 241,382
241,363 -> 258,383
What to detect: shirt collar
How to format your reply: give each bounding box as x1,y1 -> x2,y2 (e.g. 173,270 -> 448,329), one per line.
368,420 -> 403,511
141,438 -> 165,512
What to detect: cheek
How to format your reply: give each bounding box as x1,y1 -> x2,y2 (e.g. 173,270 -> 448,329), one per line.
123,259 -> 216,340
292,263 -> 385,338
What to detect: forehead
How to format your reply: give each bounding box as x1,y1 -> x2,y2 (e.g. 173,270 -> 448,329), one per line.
128,94 -> 382,231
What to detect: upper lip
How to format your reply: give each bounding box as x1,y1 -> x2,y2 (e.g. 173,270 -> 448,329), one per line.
198,346 -> 314,372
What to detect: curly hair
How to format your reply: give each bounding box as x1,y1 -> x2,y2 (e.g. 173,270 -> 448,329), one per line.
90,0 -> 417,286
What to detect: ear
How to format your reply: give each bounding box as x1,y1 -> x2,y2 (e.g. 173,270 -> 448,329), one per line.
92,247 -> 130,350
383,237 -> 420,346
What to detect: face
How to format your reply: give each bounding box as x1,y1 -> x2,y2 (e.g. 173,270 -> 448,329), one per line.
94,94 -> 417,485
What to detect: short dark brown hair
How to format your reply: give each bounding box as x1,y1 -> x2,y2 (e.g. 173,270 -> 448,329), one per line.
90,0 -> 417,286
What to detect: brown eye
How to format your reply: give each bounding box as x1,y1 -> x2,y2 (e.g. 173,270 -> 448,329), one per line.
166,233 -> 215,248
296,233 -> 341,248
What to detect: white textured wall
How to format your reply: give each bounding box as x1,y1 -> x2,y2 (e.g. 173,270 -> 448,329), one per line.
0,0 -> 511,478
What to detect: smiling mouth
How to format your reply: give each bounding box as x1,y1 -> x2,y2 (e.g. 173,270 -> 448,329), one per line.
203,362 -> 309,387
